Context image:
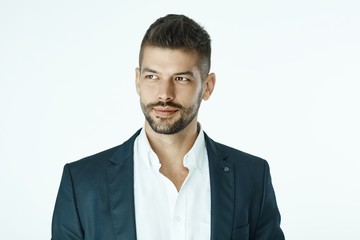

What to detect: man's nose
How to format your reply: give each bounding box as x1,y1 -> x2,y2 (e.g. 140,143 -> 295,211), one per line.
158,79 -> 174,102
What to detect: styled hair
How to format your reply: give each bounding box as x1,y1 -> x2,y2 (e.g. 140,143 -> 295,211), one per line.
139,14 -> 212,77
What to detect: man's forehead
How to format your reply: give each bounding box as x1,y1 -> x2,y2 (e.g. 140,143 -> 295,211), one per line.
141,47 -> 201,73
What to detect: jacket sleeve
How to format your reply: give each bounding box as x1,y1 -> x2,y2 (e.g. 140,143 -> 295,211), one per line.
254,161 -> 285,240
51,164 -> 84,240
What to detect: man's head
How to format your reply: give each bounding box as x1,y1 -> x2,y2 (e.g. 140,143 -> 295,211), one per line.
139,14 -> 211,78
136,14 -> 215,135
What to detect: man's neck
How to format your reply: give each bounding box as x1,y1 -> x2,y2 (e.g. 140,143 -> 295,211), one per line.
144,120 -> 199,165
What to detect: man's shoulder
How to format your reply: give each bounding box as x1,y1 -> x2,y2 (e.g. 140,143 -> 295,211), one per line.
68,129 -> 142,170
204,133 -> 268,167
217,141 -> 265,162
70,145 -> 120,167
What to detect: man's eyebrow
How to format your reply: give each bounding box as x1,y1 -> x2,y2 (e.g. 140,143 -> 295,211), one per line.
174,71 -> 194,76
142,68 -> 195,76
141,67 -> 158,74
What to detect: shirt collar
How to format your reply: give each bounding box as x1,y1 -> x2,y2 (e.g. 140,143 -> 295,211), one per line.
136,125 -> 207,174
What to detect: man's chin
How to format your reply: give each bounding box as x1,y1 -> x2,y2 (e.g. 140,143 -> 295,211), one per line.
149,120 -> 187,134
150,125 -> 179,135
145,115 -> 186,134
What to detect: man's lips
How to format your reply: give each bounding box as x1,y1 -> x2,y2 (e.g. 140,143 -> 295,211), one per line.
152,107 -> 178,117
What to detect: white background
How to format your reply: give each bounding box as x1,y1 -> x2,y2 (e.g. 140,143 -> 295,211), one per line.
1,0 -> 359,239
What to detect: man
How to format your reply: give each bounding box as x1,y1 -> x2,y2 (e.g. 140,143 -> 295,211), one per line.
51,14 -> 285,240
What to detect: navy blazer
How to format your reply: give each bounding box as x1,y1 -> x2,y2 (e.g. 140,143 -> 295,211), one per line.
51,130 -> 285,240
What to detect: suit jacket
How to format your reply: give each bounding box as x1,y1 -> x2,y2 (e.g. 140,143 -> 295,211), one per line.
51,129 -> 285,240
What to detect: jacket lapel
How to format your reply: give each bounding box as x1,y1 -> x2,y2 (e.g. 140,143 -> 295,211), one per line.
107,130 -> 141,240
205,133 -> 235,240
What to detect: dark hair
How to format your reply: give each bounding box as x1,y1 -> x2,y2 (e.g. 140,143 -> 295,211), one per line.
139,14 -> 212,77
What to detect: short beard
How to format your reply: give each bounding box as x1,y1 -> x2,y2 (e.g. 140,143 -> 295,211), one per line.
140,92 -> 202,135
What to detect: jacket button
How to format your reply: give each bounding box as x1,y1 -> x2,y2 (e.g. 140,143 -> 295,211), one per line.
223,166 -> 230,172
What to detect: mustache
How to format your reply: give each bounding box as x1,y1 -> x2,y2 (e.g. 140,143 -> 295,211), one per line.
146,101 -> 183,109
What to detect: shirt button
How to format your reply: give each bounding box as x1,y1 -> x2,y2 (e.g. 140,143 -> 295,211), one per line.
175,216 -> 181,222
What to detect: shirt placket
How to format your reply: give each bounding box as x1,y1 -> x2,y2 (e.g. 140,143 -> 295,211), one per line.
172,153 -> 196,240
172,180 -> 187,240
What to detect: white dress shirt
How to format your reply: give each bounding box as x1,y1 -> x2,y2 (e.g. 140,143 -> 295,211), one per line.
133,128 -> 211,240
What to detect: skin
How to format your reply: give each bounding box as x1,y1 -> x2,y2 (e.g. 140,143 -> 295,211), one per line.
135,46 -> 216,191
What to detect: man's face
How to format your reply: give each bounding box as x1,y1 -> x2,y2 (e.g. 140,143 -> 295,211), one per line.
136,46 -> 212,135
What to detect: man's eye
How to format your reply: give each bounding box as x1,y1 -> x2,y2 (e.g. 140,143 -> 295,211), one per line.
145,75 -> 158,80
175,77 -> 189,82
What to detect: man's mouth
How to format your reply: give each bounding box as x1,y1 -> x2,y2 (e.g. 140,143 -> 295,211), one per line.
152,107 -> 178,117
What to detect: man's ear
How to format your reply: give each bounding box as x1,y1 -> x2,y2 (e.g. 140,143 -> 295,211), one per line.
135,67 -> 141,96
202,73 -> 216,100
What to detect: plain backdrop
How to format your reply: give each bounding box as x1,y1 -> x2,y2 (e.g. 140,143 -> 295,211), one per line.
1,0 -> 359,239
